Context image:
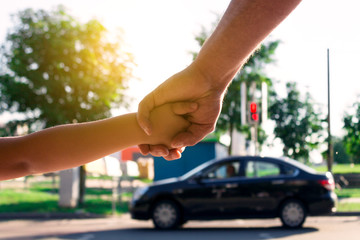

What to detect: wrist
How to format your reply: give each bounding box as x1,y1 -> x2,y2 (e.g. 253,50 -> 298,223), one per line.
190,60 -> 232,98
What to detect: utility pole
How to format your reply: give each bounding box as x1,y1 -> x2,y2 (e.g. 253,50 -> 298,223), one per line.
249,82 -> 258,155
327,48 -> 333,172
231,81 -> 247,156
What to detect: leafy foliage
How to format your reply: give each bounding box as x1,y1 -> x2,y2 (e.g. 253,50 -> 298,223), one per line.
269,82 -> 324,162
321,137 -> 351,164
343,101 -> 360,163
333,139 -> 351,163
0,7 -> 133,135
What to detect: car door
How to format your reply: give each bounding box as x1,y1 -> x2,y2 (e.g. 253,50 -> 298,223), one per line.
221,159 -> 287,217
180,160 -> 241,219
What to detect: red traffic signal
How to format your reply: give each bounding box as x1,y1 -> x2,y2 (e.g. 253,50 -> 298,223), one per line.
251,113 -> 259,121
249,102 -> 259,123
250,102 -> 257,113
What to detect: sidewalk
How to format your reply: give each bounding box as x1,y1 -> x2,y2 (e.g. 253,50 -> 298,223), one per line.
338,197 -> 360,203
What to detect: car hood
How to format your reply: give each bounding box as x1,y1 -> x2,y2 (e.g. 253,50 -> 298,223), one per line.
151,177 -> 179,187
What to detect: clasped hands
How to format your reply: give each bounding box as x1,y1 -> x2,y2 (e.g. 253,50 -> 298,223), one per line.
136,64 -> 224,160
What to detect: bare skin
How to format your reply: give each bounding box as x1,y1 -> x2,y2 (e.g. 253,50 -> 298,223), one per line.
0,103 -> 193,180
137,0 -> 302,160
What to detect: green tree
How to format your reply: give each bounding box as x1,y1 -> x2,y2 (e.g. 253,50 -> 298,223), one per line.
321,137 -> 351,164
0,7 -> 133,206
269,82 -> 323,163
0,7 -> 133,135
334,137 -> 351,164
191,22 -> 279,154
343,101 -> 360,163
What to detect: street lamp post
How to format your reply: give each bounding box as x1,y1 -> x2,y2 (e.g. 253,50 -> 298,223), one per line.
327,48 -> 333,172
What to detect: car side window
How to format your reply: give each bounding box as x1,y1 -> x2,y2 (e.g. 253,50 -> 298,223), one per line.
203,161 -> 241,180
245,161 -> 280,178
281,165 -> 297,176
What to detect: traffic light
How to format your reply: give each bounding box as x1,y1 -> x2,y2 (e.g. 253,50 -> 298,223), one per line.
249,102 -> 259,123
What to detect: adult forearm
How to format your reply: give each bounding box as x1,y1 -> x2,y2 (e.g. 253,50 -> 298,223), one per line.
194,0 -> 301,91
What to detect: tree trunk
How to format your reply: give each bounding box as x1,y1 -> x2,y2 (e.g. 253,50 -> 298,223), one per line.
228,121 -> 234,155
78,165 -> 86,207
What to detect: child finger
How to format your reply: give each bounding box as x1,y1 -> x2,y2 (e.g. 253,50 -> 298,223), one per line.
148,145 -> 169,157
163,149 -> 182,161
138,144 -> 150,155
171,102 -> 198,115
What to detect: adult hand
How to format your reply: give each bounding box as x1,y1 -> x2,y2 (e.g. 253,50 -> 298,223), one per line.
136,0 -> 302,160
137,63 -> 226,160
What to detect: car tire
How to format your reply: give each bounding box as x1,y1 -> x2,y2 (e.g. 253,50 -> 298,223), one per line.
280,199 -> 306,228
152,200 -> 181,230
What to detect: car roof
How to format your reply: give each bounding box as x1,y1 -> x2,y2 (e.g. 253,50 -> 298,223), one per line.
181,155 -> 316,179
217,156 -> 317,173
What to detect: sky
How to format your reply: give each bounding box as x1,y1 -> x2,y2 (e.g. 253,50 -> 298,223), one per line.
1,0 -> 360,139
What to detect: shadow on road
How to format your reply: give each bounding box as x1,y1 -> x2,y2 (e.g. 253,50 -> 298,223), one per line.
3,226 -> 319,240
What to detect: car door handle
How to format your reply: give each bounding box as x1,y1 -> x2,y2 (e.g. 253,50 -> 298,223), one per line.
212,188 -> 226,193
272,180 -> 285,185
225,183 -> 238,188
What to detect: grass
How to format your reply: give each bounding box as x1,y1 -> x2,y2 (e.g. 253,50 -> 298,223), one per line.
0,188 -> 130,215
0,189 -> 60,213
335,188 -> 360,212
335,188 -> 360,198
134,177 -> 153,184
337,202 -> 360,212
87,175 -> 153,184
0,180 -> 131,215
312,164 -> 360,174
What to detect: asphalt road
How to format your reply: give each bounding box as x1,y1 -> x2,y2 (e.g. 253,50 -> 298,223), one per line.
0,214 -> 359,240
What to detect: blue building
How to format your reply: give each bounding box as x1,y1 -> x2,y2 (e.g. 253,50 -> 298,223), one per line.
154,139 -> 228,181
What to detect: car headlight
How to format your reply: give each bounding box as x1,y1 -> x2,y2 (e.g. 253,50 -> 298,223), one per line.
132,186 -> 149,202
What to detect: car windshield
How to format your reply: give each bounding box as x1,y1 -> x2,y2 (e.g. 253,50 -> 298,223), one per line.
280,157 -> 317,174
180,159 -> 217,180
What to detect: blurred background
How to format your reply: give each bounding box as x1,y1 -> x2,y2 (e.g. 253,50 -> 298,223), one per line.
0,0 -> 360,220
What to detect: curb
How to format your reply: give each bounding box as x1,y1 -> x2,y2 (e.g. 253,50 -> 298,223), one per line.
332,212 -> 360,217
0,212 -> 106,220
0,212 -> 359,220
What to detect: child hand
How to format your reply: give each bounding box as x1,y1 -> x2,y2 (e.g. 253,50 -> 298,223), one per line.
146,103 -> 190,149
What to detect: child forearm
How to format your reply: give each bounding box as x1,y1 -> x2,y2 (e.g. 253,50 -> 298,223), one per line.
0,113 -> 147,180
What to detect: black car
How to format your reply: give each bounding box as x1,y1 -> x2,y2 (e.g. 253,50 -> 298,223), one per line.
130,156 -> 337,229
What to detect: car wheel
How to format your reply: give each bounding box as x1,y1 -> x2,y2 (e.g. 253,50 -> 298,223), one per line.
280,199 -> 306,228
152,200 -> 181,229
